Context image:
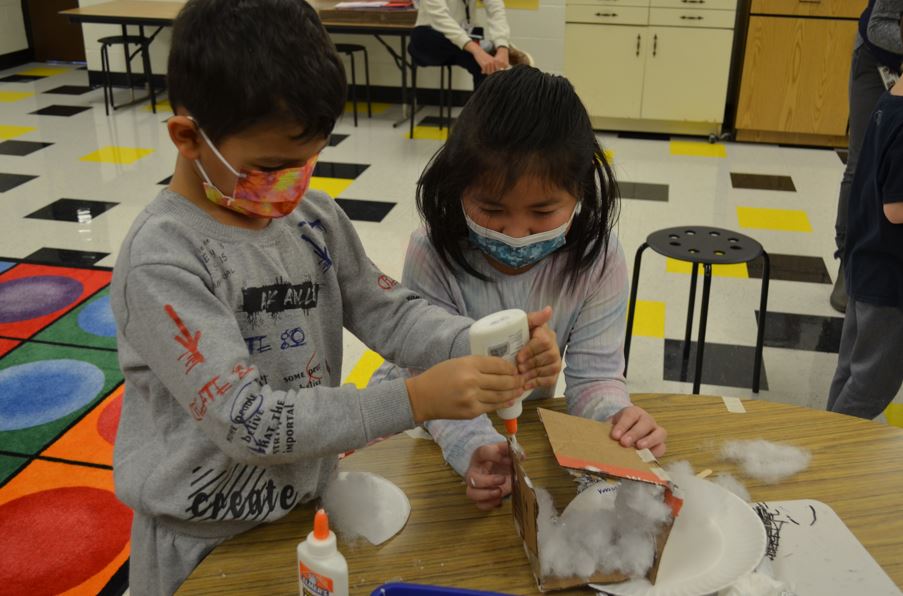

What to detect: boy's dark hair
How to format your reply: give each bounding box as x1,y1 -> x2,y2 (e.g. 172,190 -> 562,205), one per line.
168,0 -> 346,144
417,65 -> 620,288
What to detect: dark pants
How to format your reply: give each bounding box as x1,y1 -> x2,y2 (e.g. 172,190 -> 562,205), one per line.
835,42 -> 887,258
409,26 -> 486,89
827,299 -> 903,419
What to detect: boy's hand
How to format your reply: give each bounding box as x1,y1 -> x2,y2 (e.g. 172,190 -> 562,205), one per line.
610,406 -> 667,457
406,356 -> 524,422
465,442 -> 513,510
517,306 -> 561,391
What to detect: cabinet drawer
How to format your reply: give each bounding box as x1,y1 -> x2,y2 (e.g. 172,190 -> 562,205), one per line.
567,0 -> 649,7
565,5 -> 649,25
750,0 -> 866,19
651,0 -> 736,10
650,7 -> 735,28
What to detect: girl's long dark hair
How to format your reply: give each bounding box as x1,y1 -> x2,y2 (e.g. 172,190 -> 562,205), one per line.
416,65 -> 620,288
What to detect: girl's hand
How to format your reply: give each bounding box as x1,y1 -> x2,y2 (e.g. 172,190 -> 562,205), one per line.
517,306 -> 561,390
465,442 -> 513,510
610,406 -> 667,457
405,356 -> 524,422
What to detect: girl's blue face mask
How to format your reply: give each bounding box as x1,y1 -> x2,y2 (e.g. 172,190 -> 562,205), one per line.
463,202 -> 582,270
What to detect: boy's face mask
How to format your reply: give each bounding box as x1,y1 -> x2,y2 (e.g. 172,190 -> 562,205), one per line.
190,119 -> 318,219
463,202 -> 581,269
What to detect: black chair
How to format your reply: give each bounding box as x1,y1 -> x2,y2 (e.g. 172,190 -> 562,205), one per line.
624,226 -> 771,394
98,34 -> 157,115
335,44 -> 372,127
409,61 -> 454,139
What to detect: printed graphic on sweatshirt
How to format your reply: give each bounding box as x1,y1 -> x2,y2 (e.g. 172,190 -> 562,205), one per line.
196,238 -> 236,289
186,463 -> 298,521
164,304 -> 205,374
240,277 -> 320,325
226,380 -> 297,455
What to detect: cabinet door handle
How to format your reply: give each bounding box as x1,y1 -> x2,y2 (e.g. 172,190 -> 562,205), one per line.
595,11 -> 617,16
799,0 -> 822,3
680,15 -> 704,19
636,33 -> 641,57
652,33 -> 657,57
681,0 -> 705,3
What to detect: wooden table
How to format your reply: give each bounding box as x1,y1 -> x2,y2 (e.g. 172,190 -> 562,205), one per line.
61,0 -> 419,116
179,395 -> 903,594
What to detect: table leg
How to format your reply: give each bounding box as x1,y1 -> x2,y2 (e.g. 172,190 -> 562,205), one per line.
693,264 -> 713,395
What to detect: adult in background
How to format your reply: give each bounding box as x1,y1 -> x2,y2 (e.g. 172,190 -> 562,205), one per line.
410,0 -> 528,89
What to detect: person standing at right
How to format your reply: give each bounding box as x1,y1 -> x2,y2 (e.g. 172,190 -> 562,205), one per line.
831,0 -> 902,313
827,27 -> 903,420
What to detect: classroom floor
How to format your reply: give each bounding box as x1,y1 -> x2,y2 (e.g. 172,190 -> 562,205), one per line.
0,63 -> 901,594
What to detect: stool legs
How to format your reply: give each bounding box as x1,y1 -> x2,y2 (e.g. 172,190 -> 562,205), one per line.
362,48 -> 372,119
101,44 -> 111,116
139,26 -> 156,113
445,65 -> 453,129
682,262 -> 699,367
439,67 -> 446,131
752,251 -> 770,393
349,53 -> 358,128
409,64 -> 417,139
623,242 -> 649,375
693,264 -> 713,395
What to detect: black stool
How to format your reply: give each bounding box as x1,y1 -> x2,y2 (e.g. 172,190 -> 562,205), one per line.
624,226 -> 771,394
99,34 -> 156,116
335,44 -> 372,127
409,62 -> 454,139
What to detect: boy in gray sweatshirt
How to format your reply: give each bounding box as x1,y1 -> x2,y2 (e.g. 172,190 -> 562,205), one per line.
110,0 -> 561,593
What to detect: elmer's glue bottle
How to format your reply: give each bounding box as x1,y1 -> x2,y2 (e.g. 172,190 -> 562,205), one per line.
297,509 -> 348,596
469,309 -> 530,435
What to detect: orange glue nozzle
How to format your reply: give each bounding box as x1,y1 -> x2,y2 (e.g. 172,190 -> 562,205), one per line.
504,418 -> 518,435
313,508 -> 330,540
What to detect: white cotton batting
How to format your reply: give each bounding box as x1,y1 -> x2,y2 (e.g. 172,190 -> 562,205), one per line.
536,480 -> 672,580
664,460 -> 696,480
721,440 -> 811,484
711,473 -> 751,502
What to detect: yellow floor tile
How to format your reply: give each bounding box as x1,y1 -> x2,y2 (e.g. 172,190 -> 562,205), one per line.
885,403 -> 903,429
0,91 -> 34,103
344,350 -> 385,388
407,126 -> 448,141
310,177 -> 354,198
17,67 -> 69,77
344,101 -> 392,116
80,146 -> 155,164
737,206 -> 812,232
0,125 -> 36,140
666,258 -> 749,278
630,300 -> 666,338
670,141 -> 727,158
143,99 -> 172,112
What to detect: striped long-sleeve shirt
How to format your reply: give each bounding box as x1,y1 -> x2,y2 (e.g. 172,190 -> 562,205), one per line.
369,228 -> 631,476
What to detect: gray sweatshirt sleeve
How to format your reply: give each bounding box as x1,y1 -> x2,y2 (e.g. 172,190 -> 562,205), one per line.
118,262 -> 419,467
867,0 -> 903,55
330,201 -> 473,368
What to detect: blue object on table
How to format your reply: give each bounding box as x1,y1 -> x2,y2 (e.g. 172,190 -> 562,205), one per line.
371,583 -> 511,595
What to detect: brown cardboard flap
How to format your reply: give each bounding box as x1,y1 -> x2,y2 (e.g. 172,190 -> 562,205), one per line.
538,408 -> 667,487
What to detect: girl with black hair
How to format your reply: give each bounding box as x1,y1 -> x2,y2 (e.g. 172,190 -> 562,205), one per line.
370,66 -> 667,510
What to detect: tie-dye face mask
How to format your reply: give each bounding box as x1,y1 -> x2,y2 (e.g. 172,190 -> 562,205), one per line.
191,121 -> 317,219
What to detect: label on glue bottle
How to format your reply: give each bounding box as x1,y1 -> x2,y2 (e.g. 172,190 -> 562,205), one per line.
299,562 -> 334,596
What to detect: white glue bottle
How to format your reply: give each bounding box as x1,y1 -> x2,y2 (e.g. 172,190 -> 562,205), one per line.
297,509 -> 349,596
469,309 -> 530,435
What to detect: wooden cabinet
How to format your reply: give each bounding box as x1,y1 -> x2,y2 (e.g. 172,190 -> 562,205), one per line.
564,0 -> 738,135
734,0 -> 867,146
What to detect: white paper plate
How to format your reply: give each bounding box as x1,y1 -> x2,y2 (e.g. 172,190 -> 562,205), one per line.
576,474 -> 766,596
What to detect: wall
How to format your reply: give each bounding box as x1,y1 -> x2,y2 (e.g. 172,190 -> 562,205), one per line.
0,0 -> 29,55
77,0 -> 565,93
